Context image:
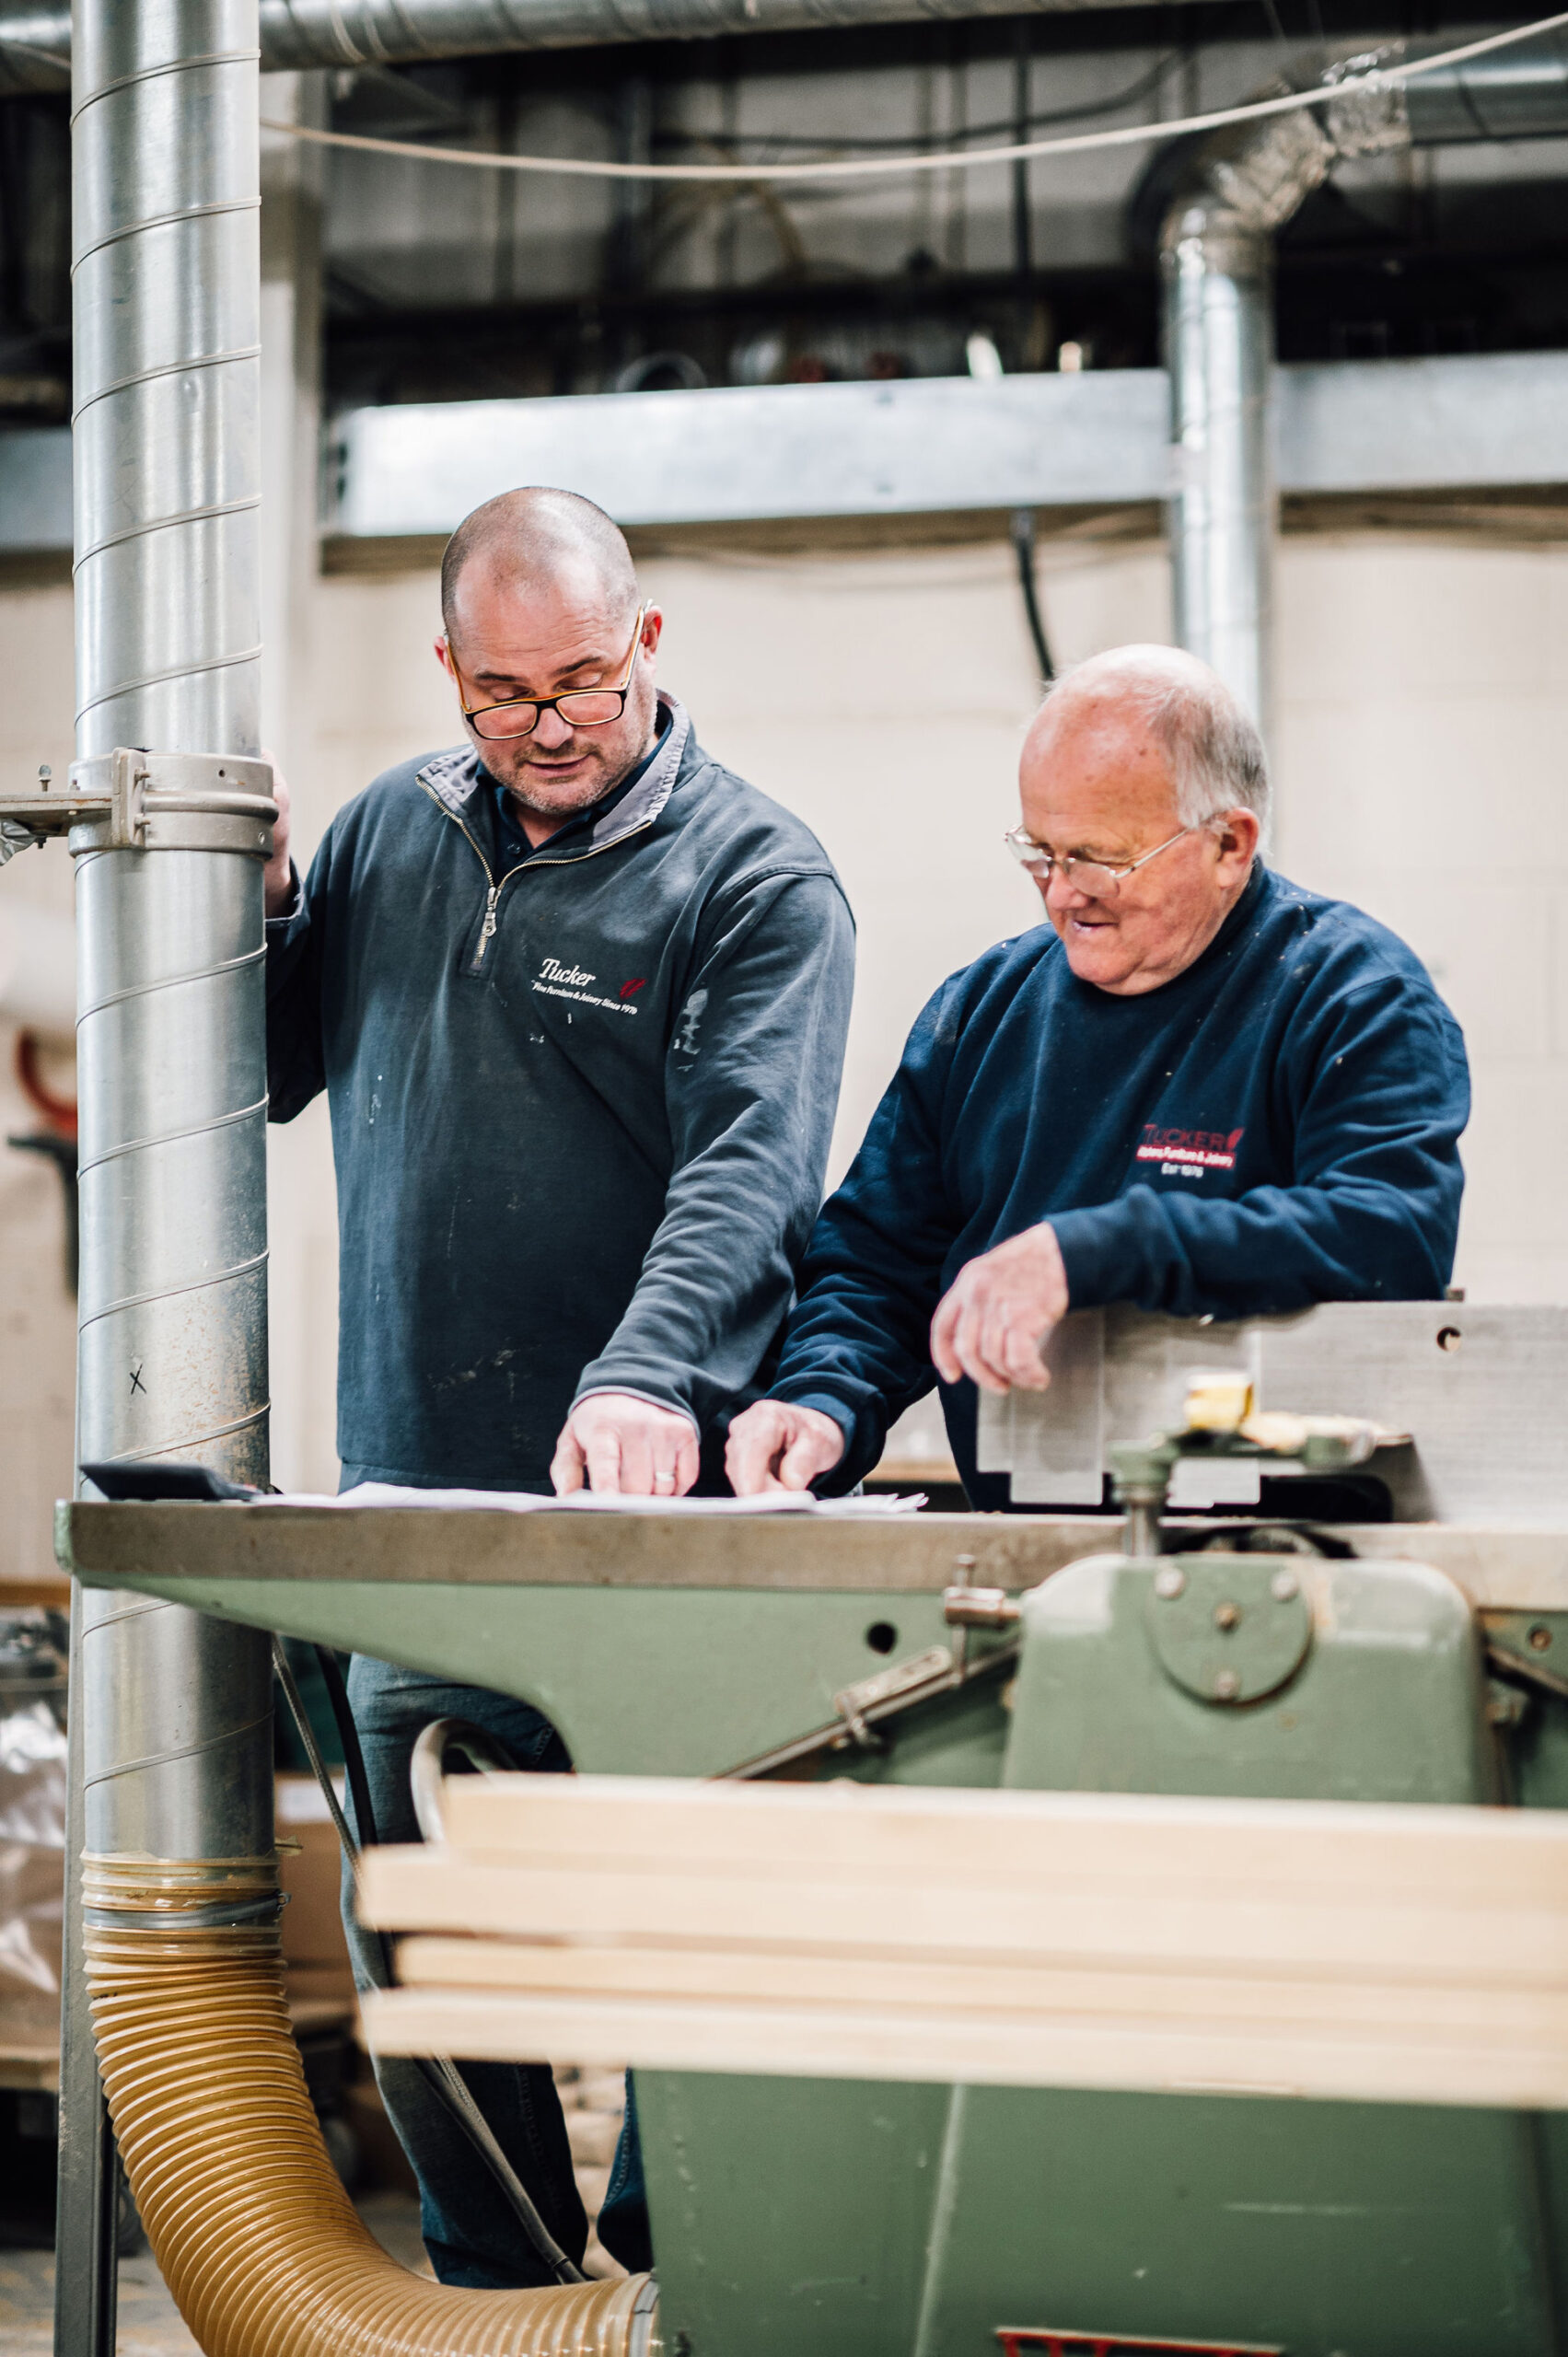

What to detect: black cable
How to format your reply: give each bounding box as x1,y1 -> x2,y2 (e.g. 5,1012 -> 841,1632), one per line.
1011,509 -> 1054,686
312,1644 -> 379,1847
282,1643 -> 586,2283
274,1642 -> 361,1865
1011,19 -> 1033,293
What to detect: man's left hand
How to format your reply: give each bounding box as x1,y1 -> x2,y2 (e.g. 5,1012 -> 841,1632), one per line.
551,1392 -> 701,1496
929,1222 -> 1069,1395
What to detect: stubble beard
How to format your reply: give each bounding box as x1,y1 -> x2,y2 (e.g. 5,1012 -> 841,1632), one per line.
494,747 -> 616,822
484,690 -> 656,824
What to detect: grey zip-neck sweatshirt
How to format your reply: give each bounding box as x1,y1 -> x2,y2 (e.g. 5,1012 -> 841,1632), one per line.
266,693 -> 855,1490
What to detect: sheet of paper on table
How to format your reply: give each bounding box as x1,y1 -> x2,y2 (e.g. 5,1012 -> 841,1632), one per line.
272,1483 -> 928,1517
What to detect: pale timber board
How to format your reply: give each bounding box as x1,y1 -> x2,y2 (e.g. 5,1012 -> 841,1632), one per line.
360,1850 -> 1568,1980
430,1774 -> 1568,1908
394,1935 -> 1568,2043
361,1988 -> 1568,2110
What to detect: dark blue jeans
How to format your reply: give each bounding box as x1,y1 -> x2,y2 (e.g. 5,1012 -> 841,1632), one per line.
341,1653 -> 650,2285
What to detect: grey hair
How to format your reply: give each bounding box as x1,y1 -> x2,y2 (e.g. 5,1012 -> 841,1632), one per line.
1044,647 -> 1271,831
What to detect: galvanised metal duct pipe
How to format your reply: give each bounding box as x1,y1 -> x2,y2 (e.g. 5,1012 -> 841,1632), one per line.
1161,209 -> 1275,734
71,0 -> 275,1864
0,0 -> 1192,97
55,0 -> 276,2328
1154,68 -> 1392,732
7,3 -> 1568,93
1156,26 -> 1568,737
1405,19 -> 1568,143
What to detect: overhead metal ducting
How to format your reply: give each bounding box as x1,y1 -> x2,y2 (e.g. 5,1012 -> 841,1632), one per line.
0,0 -> 1206,99
1406,19 -> 1568,141
6,0 -> 1566,95
1145,23 -> 1568,736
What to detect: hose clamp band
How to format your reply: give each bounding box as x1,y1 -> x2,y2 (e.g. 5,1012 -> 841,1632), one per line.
0,749 -> 276,863
84,1895 -> 283,1931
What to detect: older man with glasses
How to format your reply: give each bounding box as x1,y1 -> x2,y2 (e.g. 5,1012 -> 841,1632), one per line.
726,641 -> 1469,1502
264,486 -> 854,2282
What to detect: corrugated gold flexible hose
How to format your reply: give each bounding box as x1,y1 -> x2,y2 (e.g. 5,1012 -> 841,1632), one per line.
83,1857 -> 658,2357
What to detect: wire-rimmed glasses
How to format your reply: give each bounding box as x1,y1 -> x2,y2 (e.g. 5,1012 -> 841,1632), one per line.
1004,822 -> 1195,897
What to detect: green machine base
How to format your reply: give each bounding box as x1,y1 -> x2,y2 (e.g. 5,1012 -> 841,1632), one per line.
639,1549 -> 1560,2357
61,1503 -> 1568,2357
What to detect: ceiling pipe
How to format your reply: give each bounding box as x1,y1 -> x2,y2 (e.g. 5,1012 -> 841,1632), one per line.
1149,24 -> 1568,740
2,2 -> 1564,95
1406,18 -> 1568,141
0,0 -> 1206,96
9,0 -> 1568,95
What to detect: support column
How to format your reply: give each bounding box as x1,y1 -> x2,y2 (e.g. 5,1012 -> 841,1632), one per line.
55,0 -> 274,2344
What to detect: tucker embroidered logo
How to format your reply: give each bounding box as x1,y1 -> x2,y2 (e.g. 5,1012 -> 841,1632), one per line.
532,955 -> 641,1016
1136,1124 -> 1245,1171
620,978 -> 647,1000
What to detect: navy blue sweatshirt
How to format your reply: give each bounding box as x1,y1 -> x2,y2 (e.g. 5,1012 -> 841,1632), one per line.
266,695 -> 854,1490
771,865 -> 1469,1504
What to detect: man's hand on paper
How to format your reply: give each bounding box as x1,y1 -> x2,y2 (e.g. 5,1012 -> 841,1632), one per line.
551,1392 -> 701,1496
929,1220 -> 1068,1395
725,1399 -> 846,1495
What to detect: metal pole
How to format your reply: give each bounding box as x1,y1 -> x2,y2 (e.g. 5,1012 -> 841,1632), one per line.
55,0 -> 274,2345
1161,205 -> 1273,737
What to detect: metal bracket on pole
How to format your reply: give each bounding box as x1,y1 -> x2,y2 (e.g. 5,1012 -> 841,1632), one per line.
0,749 -> 275,863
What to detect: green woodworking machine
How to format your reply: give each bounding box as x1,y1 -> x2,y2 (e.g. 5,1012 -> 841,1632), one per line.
60,1302 -> 1568,2357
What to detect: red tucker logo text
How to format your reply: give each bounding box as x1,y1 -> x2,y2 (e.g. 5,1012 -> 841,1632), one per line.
1136,1124 -> 1245,1172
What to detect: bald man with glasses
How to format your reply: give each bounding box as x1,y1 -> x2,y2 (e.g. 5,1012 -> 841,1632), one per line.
264,487 -> 854,2284
727,643 -> 1469,1502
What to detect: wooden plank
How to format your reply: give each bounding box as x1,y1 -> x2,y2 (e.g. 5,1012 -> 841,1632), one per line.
360,1781 -> 1568,1982
435,1776 -> 1568,1910
361,1782 -> 1568,2108
394,1934 -> 1568,2043
362,1851 -> 1566,1980
362,1986 -> 1568,2110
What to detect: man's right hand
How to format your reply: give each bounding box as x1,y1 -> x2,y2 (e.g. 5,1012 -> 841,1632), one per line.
262,753 -> 295,919
726,1399 -> 845,1495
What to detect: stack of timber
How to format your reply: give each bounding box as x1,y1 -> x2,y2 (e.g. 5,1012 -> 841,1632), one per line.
359,1776 -> 1568,2110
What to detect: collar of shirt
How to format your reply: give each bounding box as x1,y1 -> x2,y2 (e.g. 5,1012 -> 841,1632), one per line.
480,707 -> 671,876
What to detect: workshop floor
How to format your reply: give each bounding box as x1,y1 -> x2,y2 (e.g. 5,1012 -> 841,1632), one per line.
0,2064 -> 627,2352
0,2191 -> 429,2354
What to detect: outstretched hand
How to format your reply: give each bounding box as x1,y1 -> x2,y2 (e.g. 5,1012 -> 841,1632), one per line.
929,1221 -> 1068,1395
725,1399 -> 846,1495
551,1392 -> 701,1496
